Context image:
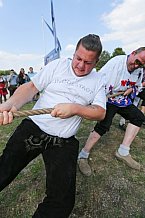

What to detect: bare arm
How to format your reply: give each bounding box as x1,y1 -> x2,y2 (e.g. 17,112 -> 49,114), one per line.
1,81 -> 38,110
51,103 -> 106,121
123,87 -> 133,96
0,81 -> 39,125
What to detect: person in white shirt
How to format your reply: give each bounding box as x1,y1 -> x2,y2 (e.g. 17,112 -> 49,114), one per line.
0,34 -> 106,218
78,47 -> 145,176
28,67 -> 39,101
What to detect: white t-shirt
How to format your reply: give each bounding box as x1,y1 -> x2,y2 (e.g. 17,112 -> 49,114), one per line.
30,58 -> 106,138
99,55 -> 143,107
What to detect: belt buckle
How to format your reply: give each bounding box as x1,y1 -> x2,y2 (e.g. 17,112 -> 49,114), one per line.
53,137 -> 63,147
44,136 -> 54,150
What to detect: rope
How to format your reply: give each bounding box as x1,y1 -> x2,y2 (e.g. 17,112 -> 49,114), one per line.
10,92 -> 125,118
13,108 -> 53,118
12,91 -> 125,118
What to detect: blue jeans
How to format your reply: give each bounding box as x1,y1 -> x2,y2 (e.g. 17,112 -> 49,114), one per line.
0,119 -> 79,218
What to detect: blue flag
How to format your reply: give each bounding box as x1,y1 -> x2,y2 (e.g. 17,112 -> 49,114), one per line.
51,0 -> 57,51
44,48 -> 60,65
43,18 -> 61,50
43,0 -> 61,65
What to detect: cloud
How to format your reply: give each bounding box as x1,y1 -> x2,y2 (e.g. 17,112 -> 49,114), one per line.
0,51 -> 43,73
65,44 -> 75,52
61,44 -> 75,58
0,0 -> 3,7
101,0 -> 145,52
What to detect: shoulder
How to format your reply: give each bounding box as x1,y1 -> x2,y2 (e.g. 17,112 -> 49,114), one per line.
43,57 -> 71,74
89,69 -> 106,85
107,55 -> 126,65
99,55 -> 127,73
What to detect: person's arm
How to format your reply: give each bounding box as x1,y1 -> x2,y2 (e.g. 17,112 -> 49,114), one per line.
51,103 -> 106,121
0,81 -> 39,125
123,87 -> 133,96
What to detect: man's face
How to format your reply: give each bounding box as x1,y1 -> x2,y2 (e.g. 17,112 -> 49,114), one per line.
127,50 -> 145,72
72,44 -> 99,77
29,67 -> 33,72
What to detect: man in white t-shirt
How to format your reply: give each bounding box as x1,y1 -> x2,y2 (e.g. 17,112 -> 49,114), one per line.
0,34 -> 106,218
78,47 -> 145,176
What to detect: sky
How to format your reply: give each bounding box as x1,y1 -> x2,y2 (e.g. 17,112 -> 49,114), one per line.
0,0 -> 145,73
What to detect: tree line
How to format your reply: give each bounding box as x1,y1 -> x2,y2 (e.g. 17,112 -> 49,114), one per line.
96,47 -> 125,71
0,70 -> 11,76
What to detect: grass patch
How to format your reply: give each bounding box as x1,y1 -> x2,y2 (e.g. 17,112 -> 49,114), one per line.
0,104 -> 145,217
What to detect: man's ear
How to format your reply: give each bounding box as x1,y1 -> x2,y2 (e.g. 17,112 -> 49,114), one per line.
131,51 -> 136,55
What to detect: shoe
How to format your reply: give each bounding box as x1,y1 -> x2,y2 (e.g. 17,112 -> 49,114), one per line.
119,123 -> 126,131
115,151 -> 141,170
77,158 -> 92,176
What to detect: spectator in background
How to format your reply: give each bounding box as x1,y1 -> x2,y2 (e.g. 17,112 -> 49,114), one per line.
28,67 -> 39,101
17,68 -> 30,86
0,76 -> 8,103
8,69 -> 18,96
27,67 -> 37,79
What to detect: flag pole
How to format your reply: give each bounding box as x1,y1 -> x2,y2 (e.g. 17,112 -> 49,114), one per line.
41,16 -> 46,57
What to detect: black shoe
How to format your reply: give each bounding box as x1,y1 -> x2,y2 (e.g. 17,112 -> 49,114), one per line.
119,123 -> 126,131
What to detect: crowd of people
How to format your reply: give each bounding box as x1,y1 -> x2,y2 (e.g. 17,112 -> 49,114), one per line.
0,34 -> 145,217
0,67 -> 38,103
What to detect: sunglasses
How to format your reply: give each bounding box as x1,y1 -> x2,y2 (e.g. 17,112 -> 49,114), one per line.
134,59 -> 145,68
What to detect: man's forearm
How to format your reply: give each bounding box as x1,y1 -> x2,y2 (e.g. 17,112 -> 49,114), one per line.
4,82 -> 38,110
74,104 -> 106,121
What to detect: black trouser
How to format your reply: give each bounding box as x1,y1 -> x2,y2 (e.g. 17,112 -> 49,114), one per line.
94,103 -> 145,136
0,119 -> 79,218
8,85 -> 17,96
138,88 -> 145,106
0,94 -> 6,104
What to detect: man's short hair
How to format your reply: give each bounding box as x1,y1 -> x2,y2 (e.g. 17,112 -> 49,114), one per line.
76,34 -> 102,57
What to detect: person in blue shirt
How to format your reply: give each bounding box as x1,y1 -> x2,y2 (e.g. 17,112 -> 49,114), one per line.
8,69 -> 18,96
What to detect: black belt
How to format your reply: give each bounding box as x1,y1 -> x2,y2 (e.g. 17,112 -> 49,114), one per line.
25,133 -> 75,152
46,135 -> 74,148
24,118 -> 75,151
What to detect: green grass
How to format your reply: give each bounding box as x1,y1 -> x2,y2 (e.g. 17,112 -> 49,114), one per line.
0,103 -> 145,217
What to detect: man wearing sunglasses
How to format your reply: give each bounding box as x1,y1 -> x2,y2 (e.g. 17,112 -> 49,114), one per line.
78,47 -> 145,176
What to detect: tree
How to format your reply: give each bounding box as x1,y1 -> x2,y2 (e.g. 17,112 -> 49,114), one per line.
111,47 -> 126,58
96,50 -> 111,71
0,70 -> 11,76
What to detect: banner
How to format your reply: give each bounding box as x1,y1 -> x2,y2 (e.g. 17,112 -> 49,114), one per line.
43,0 -> 61,65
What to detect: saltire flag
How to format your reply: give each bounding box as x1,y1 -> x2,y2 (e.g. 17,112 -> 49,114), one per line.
43,18 -> 61,50
44,0 -> 61,65
51,0 -> 57,51
44,48 -> 60,65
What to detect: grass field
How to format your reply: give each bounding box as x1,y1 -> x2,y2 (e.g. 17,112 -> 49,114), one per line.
0,102 -> 145,217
